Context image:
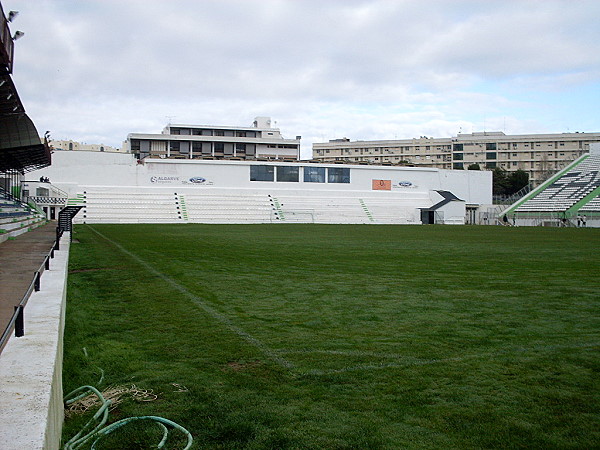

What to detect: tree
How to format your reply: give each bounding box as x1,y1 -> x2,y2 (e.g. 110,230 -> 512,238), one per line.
492,167 -> 509,196
507,169 -> 529,194
493,168 -> 530,197
467,163 -> 481,170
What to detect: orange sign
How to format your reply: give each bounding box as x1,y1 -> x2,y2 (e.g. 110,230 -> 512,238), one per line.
372,179 -> 391,190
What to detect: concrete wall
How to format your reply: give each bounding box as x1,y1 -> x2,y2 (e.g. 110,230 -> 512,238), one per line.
30,151 -> 492,206
0,234 -> 70,450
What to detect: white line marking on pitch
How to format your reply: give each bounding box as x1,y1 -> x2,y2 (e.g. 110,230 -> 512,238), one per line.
87,226 -> 294,370
292,341 -> 600,376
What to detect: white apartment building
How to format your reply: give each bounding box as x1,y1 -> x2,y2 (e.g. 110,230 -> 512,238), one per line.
313,131 -> 600,186
126,117 -> 301,161
50,140 -> 123,153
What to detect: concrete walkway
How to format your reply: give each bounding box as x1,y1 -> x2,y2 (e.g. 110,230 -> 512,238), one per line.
0,222 -> 58,331
0,229 -> 70,449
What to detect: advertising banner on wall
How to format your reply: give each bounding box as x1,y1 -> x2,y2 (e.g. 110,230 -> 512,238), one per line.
149,176 -> 214,186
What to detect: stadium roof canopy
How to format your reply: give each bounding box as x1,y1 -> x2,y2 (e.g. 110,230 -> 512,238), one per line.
0,2 -> 50,173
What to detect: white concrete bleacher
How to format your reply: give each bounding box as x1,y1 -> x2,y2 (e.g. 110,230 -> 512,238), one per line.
182,191 -> 274,223
273,191 -> 427,224
516,154 -> 600,213
579,195 -> 600,213
70,186 -> 430,225
361,196 -> 426,224
273,194 -> 367,223
75,188 -> 181,224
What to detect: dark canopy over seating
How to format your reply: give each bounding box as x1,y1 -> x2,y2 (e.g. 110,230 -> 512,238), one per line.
0,104 -> 51,173
0,2 -> 51,174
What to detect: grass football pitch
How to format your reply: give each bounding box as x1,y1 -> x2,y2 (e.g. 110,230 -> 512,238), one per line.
62,224 -> 600,448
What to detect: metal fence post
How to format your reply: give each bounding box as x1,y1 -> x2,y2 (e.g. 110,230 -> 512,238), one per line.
15,305 -> 24,337
55,226 -> 61,251
34,271 -> 41,291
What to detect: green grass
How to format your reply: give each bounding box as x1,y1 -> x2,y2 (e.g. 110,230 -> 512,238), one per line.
62,224 -> 600,449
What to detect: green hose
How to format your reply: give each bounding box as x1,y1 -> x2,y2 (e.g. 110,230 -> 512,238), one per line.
89,416 -> 193,450
63,386 -> 111,450
63,385 -> 193,449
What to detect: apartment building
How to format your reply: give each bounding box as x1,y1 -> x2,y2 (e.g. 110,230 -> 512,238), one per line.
313,131 -> 600,185
127,117 -> 300,161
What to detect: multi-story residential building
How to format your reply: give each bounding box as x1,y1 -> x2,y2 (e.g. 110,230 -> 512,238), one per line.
50,140 -> 123,153
126,117 -> 301,161
313,131 -> 600,185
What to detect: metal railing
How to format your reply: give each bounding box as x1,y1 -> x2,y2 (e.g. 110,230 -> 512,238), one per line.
492,183 -> 534,205
1,185 -> 40,215
0,226 -> 64,356
26,195 -> 67,205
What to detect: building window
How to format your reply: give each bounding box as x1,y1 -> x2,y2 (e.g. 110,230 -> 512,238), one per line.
214,130 -> 225,136
170,141 -> 180,152
486,162 -> 497,168
486,143 -> 497,150
276,166 -> 299,182
304,166 -> 325,183
328,167 -> 350,183
250,165 -> 274,181
130,140 -> 140,153
171,128 -> 181,135
453,162 -> 463,169
453,153 -> 463,160
214,142 -> 224,152
486,152 -> 497,160
236,131 -> 247,137
453,143 -> 463,152
236,143 -> 246,152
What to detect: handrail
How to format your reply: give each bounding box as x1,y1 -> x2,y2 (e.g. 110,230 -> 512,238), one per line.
0,185 -> 39,215
0,227 -> 64,356
22,181 -> 70,200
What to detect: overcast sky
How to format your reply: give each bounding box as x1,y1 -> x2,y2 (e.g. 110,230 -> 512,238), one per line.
6,0 -> 600,158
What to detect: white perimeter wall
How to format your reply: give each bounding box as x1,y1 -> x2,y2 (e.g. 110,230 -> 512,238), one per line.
31,151 -> 491,205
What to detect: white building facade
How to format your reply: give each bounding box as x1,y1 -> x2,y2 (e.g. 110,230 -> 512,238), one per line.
126,117 -> 301,161
50,140 -> 123,153
313,131 -> 600,186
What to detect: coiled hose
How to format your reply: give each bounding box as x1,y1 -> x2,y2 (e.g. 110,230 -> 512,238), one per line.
63,385 -> 193,449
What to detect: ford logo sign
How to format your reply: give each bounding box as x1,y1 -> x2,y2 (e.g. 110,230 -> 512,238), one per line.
189,177 -> 206,184
398,181 -> 412,187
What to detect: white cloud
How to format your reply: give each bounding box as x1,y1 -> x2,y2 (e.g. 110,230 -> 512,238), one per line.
5,0 -> 600,152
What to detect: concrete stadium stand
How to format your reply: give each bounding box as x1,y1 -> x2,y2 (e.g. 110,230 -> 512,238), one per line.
0,233 -> 70,449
